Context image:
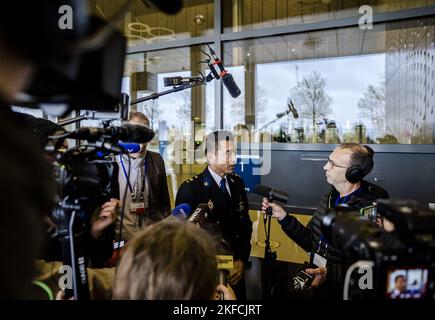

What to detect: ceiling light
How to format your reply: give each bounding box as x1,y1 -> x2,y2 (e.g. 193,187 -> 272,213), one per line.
194,14 -> 206,25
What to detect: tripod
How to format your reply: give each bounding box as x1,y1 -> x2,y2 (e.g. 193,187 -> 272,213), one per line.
52,197 -> 91,300
262,197 -> 278,299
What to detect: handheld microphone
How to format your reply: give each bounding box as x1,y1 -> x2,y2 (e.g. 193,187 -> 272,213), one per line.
69,124 -> 155,143
216,254 -> 234,300
117,143 -> 141,153
217,255 -> 234,286
253,184 -> 289,203
96,143 -> 141,158
170,203 -> 192,220
207,45 -> 241,98
163,76 -> 204,86
187,200 -> 214,225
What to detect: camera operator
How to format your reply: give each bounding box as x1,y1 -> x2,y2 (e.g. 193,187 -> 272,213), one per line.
113,219 -> 236,300
0,11 -> 59,298
262,143 -> 389,298
116,111 -> 171,242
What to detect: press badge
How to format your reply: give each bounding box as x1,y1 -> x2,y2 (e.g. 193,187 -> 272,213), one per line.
130,201 -> 145,215
313,253 -> 327,268
312,235 -> 328,268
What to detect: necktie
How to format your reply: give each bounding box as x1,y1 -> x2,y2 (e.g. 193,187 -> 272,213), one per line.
220,177 -> 227,194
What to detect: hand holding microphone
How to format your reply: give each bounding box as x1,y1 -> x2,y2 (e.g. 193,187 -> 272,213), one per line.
261,198 -> 287,221
254,184 -> 289,220
215,284 -> 236,300
216,254 -> 237,300
228,259 -> 244,286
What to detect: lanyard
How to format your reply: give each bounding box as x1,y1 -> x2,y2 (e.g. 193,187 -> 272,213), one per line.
334,194 -> 350,206
119,155 -> 147,194
316,234 -> 329,257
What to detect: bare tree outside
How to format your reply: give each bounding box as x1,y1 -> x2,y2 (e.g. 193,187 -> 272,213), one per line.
357,79 -> 386,135
176,90 -> 192,129
141,99 -> 162,131
228,93 -> 245,129
255,85 -> 268,129
290,71 -> 333,141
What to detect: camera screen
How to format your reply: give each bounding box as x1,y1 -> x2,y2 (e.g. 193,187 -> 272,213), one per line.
360,205 -> 378,223
386,267 -> 429,299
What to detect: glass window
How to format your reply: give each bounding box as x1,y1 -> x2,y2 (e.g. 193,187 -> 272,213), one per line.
89,0 -> 214,47
223,0 -> 435,33
125,45 -> 215,171
223,17 -> 435,144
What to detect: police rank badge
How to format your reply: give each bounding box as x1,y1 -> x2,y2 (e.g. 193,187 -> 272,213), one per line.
239,201 -> 244,212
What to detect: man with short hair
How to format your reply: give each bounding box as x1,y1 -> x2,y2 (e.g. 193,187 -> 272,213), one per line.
176,130 -> 253,300
262,143 -> 389,298
116,111 -> 171,241
390,275 -> 408,299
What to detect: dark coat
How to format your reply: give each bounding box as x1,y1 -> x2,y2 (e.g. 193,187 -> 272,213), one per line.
279,180 -> 389,297
175,167 -> 252,264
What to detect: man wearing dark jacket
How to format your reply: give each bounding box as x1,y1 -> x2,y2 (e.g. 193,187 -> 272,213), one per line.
116,112 -> 171,241
262,143 -> 389,298
176,130 -> 253,300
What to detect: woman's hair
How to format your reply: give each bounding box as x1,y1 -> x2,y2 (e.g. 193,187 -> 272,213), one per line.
113,219 -> 218,300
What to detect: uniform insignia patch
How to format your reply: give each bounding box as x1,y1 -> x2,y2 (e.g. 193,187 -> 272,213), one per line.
239,201 -> 244,211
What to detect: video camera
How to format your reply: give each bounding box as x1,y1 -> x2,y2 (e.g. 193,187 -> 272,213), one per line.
321,199 -> 435,300
47,123 -> 155,300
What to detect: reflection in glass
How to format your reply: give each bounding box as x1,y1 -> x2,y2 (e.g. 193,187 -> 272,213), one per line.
223,0 -> 435,33
89,0 -> 214,47
223,18 -> 435,144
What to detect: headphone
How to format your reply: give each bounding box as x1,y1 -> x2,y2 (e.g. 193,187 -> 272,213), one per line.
345,145 -> 374,183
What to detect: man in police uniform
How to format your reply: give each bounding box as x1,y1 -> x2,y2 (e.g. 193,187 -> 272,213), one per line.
262,143 -> 389,298
176,130 -> 252,300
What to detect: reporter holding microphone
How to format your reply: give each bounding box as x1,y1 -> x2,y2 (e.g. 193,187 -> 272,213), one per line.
262,143 -> 389,299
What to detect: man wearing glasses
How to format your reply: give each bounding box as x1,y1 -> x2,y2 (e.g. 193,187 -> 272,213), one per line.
262,143 -> 388,298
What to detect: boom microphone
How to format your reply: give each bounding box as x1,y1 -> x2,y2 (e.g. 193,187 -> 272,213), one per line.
222,74 -> 241,98
288,99 -> 299,119
207,45 -> 241,98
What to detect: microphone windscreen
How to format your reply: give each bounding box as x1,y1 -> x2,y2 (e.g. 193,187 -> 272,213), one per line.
254,184 -> 289,203
171,203 -> 191,220
222,73 -> 241,98
253,184 -> 271,198
122,124 -> 155,143
118,143 -> 141,153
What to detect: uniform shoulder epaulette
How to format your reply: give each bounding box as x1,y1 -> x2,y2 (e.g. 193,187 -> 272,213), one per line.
230,172 -> 241,178
187,175 -> 199,183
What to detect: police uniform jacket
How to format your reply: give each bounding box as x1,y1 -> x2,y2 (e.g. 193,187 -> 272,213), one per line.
175,167 -> 252,264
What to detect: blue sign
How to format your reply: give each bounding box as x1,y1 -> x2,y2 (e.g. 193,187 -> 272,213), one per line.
234,155 -> 261,193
